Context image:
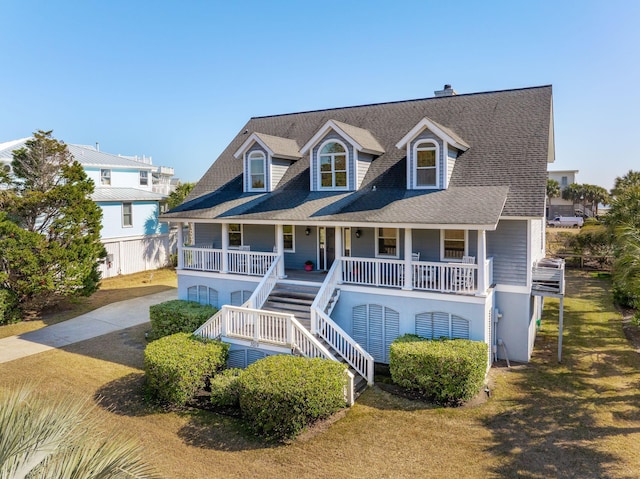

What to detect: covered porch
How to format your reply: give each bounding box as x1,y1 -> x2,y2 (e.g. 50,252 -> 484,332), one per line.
176,221 -> 495,296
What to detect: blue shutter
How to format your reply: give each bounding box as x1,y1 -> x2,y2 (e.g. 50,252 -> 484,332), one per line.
415,312 -> 434,339
433,312 -> 450,339
368,304 -> 384,362
383,307 -> 400,363
208,288 -> 219,308
187,286 -> 197,302
352,305 -> 368,350
451,315 -> 469,339
230,291 -> 243,306
198,285 -> 207,305
227,349 -> 246,369
247,349 -> 268,366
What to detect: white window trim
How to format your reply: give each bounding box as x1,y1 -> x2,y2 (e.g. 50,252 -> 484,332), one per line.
247,151 -> 267,192
440,229 -> 468,262
101,168 -> 111,186
139,170 -> 149,186
317,139 -> 350,191
283,225 -> 295,253
375,227 -> 399,258
412,140 -> 440,189
228,223 -> 243,249
122,202 -> 133,228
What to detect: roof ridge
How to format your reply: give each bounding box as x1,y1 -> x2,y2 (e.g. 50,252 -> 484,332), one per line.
251,85 -> 552,119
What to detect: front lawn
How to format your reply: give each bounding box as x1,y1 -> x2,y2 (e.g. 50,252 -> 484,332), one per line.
0,270 -> 638,478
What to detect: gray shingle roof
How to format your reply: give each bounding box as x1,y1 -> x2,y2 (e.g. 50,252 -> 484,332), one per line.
165,86 -> 552,225
253,133 -> 301,159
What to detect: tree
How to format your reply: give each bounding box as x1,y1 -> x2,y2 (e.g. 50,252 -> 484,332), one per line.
0,385 -> 158,478
0,131 -> 105,321
547,178 -> 560,202
166,182 -> 195,210
583,184 -> 609,216
611,170 -> 640,197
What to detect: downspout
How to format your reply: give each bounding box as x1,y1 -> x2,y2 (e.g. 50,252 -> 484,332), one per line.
493,308 -> 501,363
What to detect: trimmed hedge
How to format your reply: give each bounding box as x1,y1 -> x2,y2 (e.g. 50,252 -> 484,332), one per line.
210,368 -> 243,408
144,333 -> 228,406
389,334 -> 487,406
238,355 -> 347,440
148,300 -> 217,340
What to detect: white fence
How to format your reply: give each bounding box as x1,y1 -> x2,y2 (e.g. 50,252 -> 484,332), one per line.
182,247 -> 277,276
99,233 -> 171,278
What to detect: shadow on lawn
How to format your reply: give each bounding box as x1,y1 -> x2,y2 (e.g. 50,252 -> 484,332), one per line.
483,272 -> 640,479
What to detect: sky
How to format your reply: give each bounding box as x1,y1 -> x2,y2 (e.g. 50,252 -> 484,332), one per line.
1,0 -> 639,190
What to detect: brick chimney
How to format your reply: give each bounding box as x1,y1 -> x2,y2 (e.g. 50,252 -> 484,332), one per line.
434,84 -> 457,97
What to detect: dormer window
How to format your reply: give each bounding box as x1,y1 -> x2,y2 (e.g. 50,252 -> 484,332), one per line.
248,151 -> 266,191
414,141 -> 438,188
319,141 -> 348,189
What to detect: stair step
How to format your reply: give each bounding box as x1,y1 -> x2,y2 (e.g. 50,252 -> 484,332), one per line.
265,296 -> 314,307
263,301 -> 312,314
270,290 -> 318,301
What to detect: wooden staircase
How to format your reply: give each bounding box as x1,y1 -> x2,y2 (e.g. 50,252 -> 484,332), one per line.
263,281 -> 368,399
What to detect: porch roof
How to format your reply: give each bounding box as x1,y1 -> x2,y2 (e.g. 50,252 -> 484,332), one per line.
161,183 -> 508,227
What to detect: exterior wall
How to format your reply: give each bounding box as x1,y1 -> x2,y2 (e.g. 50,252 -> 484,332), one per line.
408,130 -> 444,189
530,218 -> 545,263
446,146 -> 458,188
243,224 -> 275,252
493,290 -> 534,363
487,220 -> 528,286
99,233 -> 171,278
85,167 -> 151,190
286,225 -> 317,270
331,287 -> 489,364
548,203 -> 577,219
356,152 -> 374,189
177,272 -> 257,308
227,345 -> 281,369
310,130 -> 355,191
271,158 -> 290,190
193,223 -> 222,248
98,201 -> 167,239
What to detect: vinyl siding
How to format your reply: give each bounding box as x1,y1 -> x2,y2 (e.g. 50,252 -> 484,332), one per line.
98,201 -> 166,238
530,218 -> 545,263
193,223 -> 222,248
285,225 -> 317,269
271,158 -> 290,190
356,152 -> 374,189
487,220 -> 528,286
243,224 -> 275,252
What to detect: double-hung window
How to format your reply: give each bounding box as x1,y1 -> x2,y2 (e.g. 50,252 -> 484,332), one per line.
139,170 -> 149,186
415,141 -> 438,188
442,229 -> 466,260
101,169 -> 111,185
319,142 -> 347,189
228,223 -> 242,247
283,225 -> 295,252
122,202 -> 133,227
376,228 -> 398,257
248,151 -> 266,191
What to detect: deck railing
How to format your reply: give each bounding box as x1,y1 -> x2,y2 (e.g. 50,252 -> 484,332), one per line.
181,247 -> 276,276
182,247 -> 222,272
245,255 -> 282,309
311,260 -> 375,385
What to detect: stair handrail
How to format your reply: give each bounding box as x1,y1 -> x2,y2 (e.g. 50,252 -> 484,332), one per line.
193,308 -> 224,339
311,259 -> 375,385
243,255 -> 282,309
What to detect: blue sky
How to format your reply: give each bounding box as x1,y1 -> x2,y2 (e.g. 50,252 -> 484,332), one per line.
1,0 -> 638,189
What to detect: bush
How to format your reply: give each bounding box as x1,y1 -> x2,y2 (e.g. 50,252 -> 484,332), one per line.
0,288 -> 20,325
210,368 -> 243,408
144,333 -> 228,406
148,300 -> 217,340
238,355 -> 347,440
389,334 -> 487,406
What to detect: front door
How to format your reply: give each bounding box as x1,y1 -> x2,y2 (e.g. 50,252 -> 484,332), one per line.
318,227 -> 335,270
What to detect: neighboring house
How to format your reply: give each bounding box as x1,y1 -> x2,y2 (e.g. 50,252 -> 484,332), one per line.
547,169 -> 594,218
0,140 -> 175,278
162,85 -> 558,387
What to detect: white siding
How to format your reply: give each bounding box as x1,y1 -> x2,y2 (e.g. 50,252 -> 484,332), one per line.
270,158 -> 290,190
99,234 -> 171,278
530,218 -> 545,263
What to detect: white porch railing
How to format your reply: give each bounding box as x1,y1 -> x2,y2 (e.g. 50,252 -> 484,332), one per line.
194,305 -> 355,405
311,260 -> 375,385
181,247 -> 277,276
342,256 -> 490,294
244,255 -> 282,309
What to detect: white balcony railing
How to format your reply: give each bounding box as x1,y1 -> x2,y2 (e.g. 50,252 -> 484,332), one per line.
181,247 -> 276,276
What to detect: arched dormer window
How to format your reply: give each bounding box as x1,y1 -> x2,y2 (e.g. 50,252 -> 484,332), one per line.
414,141 -> 439,188
248,151 -> 266,191
319,141 -> 348,189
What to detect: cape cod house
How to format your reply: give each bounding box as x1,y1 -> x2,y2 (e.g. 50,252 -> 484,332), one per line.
162,85 -> 558,397
0,140 -> 175,278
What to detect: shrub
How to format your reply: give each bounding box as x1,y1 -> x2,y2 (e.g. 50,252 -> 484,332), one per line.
389,334 -> 487,406
0,288 -> 20,325
148,300 -> 216,340
210,368 -> 243,409
144,333 -> 228,406
238,355 -> 347,440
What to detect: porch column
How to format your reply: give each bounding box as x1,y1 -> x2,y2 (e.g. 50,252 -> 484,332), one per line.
403,228 -> 413,290
335,226 -> 343,284
176,222 -> 184,269
221,223 -> 229,273
275,224 -> 285,278
477,230 -> 487,294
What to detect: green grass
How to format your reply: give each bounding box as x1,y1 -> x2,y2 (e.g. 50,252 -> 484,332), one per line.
0,270 -> 639,478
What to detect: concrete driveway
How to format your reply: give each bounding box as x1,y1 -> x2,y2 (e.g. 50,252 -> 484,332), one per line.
0,289 -> 176,364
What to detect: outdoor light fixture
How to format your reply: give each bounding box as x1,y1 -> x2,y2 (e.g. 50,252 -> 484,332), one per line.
355,229 -> 362,238
305,227 -> 311,236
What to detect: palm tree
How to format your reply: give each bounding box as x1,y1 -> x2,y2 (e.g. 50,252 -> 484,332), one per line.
613,225 -> 640,307
0,386 -> 158,479
611,170 -> 640,197
583,184 -> 609,216
561,183 -> 586,214
547,179 -> 560,202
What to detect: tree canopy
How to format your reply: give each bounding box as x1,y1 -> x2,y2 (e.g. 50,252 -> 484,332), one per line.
166,182 -> 195,210
0,131 -> 105,322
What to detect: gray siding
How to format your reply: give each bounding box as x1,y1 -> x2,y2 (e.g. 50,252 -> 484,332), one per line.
243,224 -> 275,252
408,130 -> 444,190
271,158 -> 290,190
285,225 -> 317,269
193,223 -> 221,248
493,290 -> 534,362
412,229 -> 440,261
356,152 -> 374,189
311,130 -> 355,191
487,220 -> 528,286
